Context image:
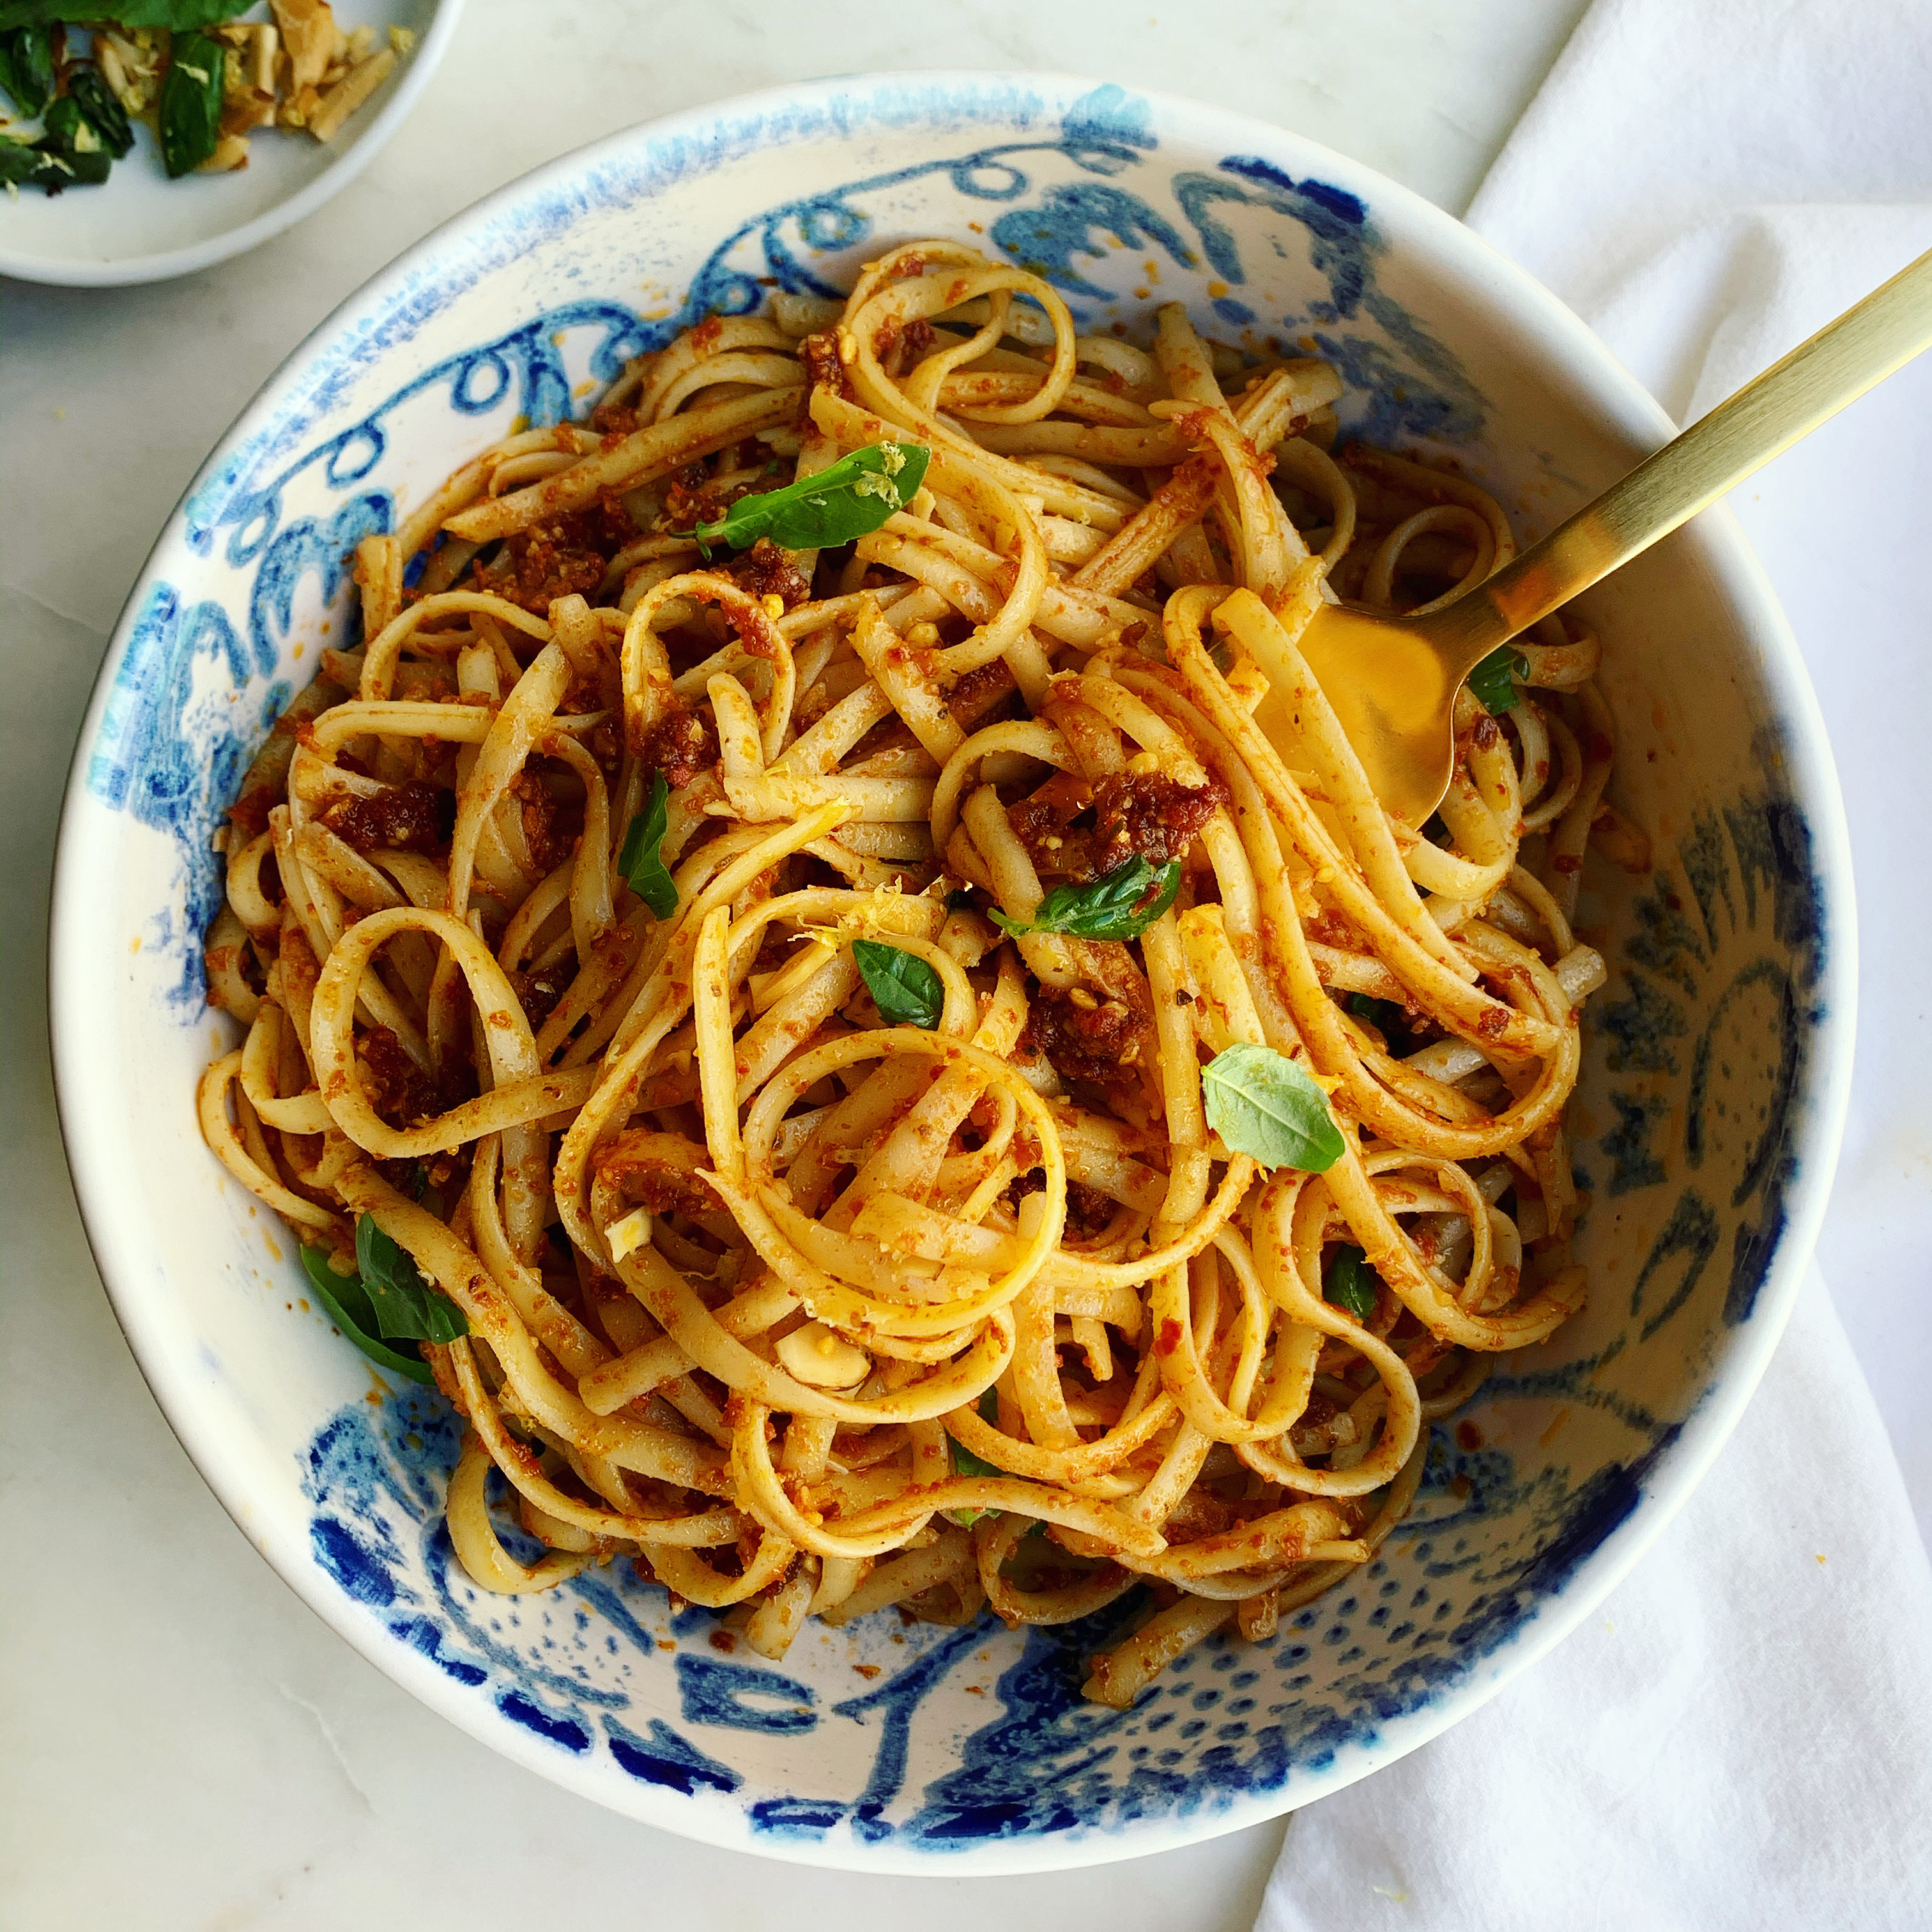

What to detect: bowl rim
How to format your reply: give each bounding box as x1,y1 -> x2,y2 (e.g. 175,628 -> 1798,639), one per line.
0,0 -> 466,289
47,68 -> 1858,1873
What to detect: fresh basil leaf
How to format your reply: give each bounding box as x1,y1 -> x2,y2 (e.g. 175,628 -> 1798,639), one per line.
158,29 -> 223,178
300,1245 -> 434,1385
1323,1245 -> 1379,1323
617,770 -> 678,920
1467,645 -> 1528,715
0,1 -> 240,27
853,939 -> 943,1030
0,25 -> 55,116
990,854 -> 1181,943
947,1388 -> 1002,1525
355,1214 -> 470,1345
1200,1041 -> 1346,1172
68,66 -> 135,157
693,441 -> 931,555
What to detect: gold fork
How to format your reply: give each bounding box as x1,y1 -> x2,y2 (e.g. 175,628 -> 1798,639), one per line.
1280,245 -> 1932,825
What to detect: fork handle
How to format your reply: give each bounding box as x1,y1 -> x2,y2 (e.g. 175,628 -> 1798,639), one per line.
1423,243 -> 1932,673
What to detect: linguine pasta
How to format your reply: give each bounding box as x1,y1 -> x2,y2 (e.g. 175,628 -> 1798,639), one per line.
199,241 -> 1620,1706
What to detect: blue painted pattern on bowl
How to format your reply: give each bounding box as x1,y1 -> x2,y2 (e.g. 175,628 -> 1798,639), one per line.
50,74 -> 1853,1873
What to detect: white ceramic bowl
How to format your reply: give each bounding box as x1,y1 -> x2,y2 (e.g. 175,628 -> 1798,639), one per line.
50,73 -> 1855,1873
0,0 -> 462,288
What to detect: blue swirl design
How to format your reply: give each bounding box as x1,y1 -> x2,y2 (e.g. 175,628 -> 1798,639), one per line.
295,1382 -> 1692,1847
86,584 -> 290,1010
86,80 -> 1828,1848
188,302 -> 652,574
1595,728 -> 1825,1333
1179,158 -> 1486,443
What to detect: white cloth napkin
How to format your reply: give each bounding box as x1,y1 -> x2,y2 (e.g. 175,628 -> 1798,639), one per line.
1259,3 -> 1932,1925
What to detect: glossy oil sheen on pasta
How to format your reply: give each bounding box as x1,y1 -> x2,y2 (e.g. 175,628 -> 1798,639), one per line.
197,240 -> 1618,1709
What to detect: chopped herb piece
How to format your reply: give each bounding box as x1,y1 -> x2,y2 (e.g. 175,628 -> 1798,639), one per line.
0,25 -> 55,118
68,65 -> 135,157
990,854 -> 1181,943
158,29 -> 223,178
41,95 -> 100,155
947,1389 -> 1002,1525
618,771 -> 678,920
1324,1245 -> 1379,1323
0,132 -> 110,189
693,441 -> 931,554
853,939 -> 944,1031
1346,990 -> 1407,1036
1467,645 -> 1528,716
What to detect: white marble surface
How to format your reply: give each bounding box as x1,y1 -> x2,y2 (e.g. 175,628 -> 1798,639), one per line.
0,5 -> 1595,1924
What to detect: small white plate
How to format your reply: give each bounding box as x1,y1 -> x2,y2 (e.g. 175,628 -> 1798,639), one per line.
0,0 -> 461,287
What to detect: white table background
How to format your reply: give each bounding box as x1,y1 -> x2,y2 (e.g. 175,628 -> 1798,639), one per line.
15,2 -> 1823,1923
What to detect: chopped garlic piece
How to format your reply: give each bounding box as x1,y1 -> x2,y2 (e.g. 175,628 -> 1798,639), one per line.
95,27 -> 164,116
775,1321 -> 870,1389
216,22 -> 280,99
306,46 -> 394,142
270,0 -> 337,92
606,1206 -> 653,1263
